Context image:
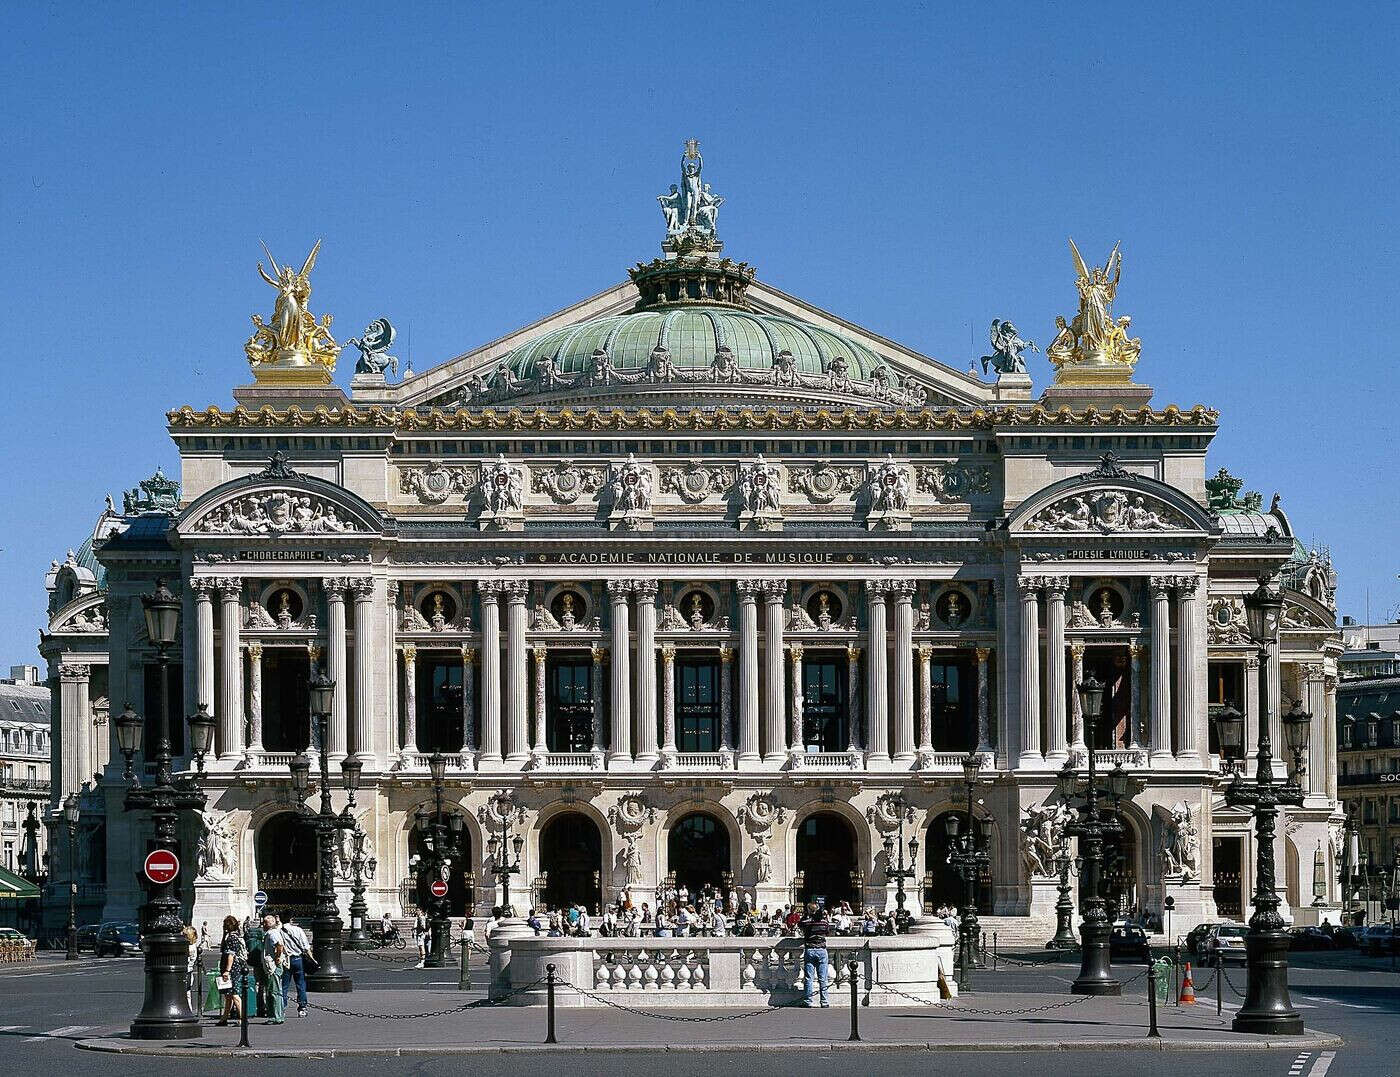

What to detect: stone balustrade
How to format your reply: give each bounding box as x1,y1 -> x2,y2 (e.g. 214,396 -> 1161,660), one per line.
487,919 -> 956,1007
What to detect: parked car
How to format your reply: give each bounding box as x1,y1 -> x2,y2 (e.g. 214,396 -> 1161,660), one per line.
1201,923 -> 1248,964
1109,923 -> 1150,962
1288,926 -> 1336,951
1184,922 -> 1218,955
74,923 -> 100,952
0,927 -> 36,957
1359,924 -> 1397,956
95,921 -> 142,957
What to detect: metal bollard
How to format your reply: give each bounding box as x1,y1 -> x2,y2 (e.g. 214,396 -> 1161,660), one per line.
992,931 -> 998,973
1215,959 -> 1222,1016
546,962 -> 557,1044
1146,963 -> 1160,1038
459,935 -> 470,990
1172,944 -> 1181,1005
238,966 -> 251,1048
847,961 -> 860,1041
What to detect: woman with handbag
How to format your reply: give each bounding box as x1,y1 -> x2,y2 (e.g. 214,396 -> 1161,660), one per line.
216,915 -> 248,1026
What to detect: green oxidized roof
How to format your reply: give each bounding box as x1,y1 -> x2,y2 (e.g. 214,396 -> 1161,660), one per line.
503,306 -> 887,382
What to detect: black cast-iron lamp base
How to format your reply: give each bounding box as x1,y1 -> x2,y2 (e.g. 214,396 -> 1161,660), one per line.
1071,923 -> 1120,996
129,935 -> 203,1039
307,915 -> 353,993
1231,930 -> 1304,1035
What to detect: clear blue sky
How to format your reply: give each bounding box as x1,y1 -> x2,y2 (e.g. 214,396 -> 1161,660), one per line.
2,1 -> 1396,663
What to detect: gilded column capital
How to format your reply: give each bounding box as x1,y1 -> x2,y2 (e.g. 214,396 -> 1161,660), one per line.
460,646 -> 477,663
246,641 -> 263,660
975,646 -> 992,662
401,642 -> 418,663
1070,641 -> 1086,658
735,579 -> 763,598
348,577 -> 375,601
788,642 -> 804,662
1128,643 -> 1147,659
917,643 -> 934,661
58,663 -> 90,681
718,645 -> 734,664
607,579 -> 634,600
846,643 -> 863,661
532,641 -> 548,661
189,576 -> 219,598
661,643 -> 677,662
590,645 -> 608,664
307,643 -> 323,662
320,577 -> 350,597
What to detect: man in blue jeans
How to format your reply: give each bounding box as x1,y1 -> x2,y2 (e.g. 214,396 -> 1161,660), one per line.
277,915 -> 312,1017
799,902 -> 831,1007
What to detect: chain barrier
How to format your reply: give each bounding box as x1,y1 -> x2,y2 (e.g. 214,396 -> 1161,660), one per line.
1218,963 -> 1247,998
979,947 -> 1070,968
307,975 -> 547,1020
358,949 -> 419,965
556,978 -> 807,1022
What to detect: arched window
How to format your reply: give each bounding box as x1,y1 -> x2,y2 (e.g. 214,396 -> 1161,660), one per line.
924,811 -> 993,914
256,812 -> 318,919
667,813 -> 731,896
795,812 -> 857,906
538,814 -> 602,912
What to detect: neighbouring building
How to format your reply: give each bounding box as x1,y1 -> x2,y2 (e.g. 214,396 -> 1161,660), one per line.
54,145 -> 1345,939
0,668 -> 50,932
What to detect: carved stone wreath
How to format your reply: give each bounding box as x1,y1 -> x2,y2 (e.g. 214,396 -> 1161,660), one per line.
866,792 -> 913,835
532,461 -> 606,505
738,792 -> 785,836
914,462 -> 993,502
609,793 -> 655,834
788,462 -> 862,504
660,463 -> 734,504
400,461 -> 474,504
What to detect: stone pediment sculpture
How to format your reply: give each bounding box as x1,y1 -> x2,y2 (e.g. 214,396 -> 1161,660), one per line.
348,318 -> 399,379
608,455 -> 654,531
1158,801 -> 1200,882
194,491 -> 363,535
865,455 -> 911,532
533,461 -> 607,506
1046,238 -> 1141,384
788,462 -> 862,505
196,810 -> 237,881
245,240 -> 340,386
738,455 -> 782,531
59,602 -> 107,633
401,461 -> 474,505
479,455 -> 524,532
979,319 -> 1036,376
1025,488 -> 1189,534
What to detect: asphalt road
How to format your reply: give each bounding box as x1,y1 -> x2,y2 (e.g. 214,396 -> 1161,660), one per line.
0,950 -> 1385,1077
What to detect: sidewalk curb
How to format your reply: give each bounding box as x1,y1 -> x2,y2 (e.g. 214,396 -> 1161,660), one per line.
74,1032 -> 1345,1057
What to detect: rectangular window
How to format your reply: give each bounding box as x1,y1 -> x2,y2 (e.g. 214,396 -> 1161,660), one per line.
415,654 -> 464,753
677,657 -> 721,752
547,657 -> 594,753
2,842 -> 12,869
802,656 -> 848,753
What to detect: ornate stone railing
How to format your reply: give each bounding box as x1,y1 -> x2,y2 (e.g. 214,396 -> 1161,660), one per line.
1093,749 -> 1148,768
670,751 -> 732,770
795,751 -> 862,770
538,752 -> 601,770
488,923 -> 955,1007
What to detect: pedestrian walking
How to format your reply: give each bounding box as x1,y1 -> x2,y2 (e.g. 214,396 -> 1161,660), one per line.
414,910 -> 429,967
799,902 -> 831,1007
259,915 -> 287,1024
216,915 -> 248,1026
279,915 -> 312,1017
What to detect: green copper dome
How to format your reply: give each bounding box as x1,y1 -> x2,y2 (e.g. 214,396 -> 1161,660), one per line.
503,306 -> 888,382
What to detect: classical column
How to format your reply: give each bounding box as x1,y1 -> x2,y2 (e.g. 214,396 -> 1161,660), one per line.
58,664 -> 91,794
975,646 -> 993,753
1069,642 -> 1086,751
788,643 -> 805,754
607,580 -> 633,765
322,577 -> 349,759
531,642 -> 548,756
634,581 -> 659,765
1043,576 -> 1069,762
917,644 -> 934,754
477,582 -> 502,764
661,645 -> 677,757
1174,575 -> 1200,761
246,642 -> 264,753
737,581 -> 761,765
191,578 -> 217,719
761,579 -> 787,764
504,580 -> 529,762
1324,675 -> 1338,800
866,582 -> 890,764
401,644 -> 418,756
1266,635 -> 1283,776
217,577 -> 244,761
1128,644 -> 1145,749
846,644 -> 862,752
1017,576 -> 1042,765
718,646 -> 734,752
891,580 -> 916,764
1303,664 -> 1327,796
461,647 -> 477,755
590,646 -> 606,761
1243,652 -> 1261,767
349,577 -> 375,761
1148,576 -> 1173,763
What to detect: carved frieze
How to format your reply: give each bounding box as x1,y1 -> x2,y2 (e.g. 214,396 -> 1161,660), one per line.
788,461 -> 861,505
1024,489 -> 1190,533
532,460 -> 607,505
608,455 -> 655,531
737,455 -> 782,531
914,462 -> 994,502
659,462 -> 734,504
479,455 -> 525,531
865,455 -> 911,531
400,461 -> 474,504
193,492 -> 363,535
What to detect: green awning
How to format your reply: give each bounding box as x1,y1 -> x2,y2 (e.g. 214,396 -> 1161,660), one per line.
0,864 -> 40,900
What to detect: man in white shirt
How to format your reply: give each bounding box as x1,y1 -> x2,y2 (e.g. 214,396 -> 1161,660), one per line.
278,916 -> 312,1017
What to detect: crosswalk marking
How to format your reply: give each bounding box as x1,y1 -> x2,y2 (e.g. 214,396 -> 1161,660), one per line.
1288,1054 -> 1311,1076
1308,1051 -> 1336,1077
1295,993 -> 1381,1011
0,1025 -> 25,1032
22,1024 -> 92,1042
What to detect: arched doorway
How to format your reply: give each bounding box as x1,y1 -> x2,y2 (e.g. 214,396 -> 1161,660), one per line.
407,812 -> 473,916
257,812 -> 317,918
795,812 -> 857,907
1100,825 -> 1139,921
924,811 -> 994,914
667,813 -> 730,897
539,813 -> 602,912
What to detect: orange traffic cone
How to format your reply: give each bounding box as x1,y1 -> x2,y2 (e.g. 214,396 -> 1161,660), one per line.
1178,962 -> 1197,1005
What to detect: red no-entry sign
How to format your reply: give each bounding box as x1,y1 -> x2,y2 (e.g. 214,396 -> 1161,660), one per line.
144,849 -> 179,885
429,879 -> 448,899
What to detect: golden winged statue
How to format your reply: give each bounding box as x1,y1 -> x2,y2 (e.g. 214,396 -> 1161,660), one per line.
245,240 -> 340,384
1047,238 -> 1141,383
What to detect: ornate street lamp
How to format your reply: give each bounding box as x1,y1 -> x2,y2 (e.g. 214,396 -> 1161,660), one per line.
63,792 -> 79,961
415,753 -> 467,967
1048,847 -> 1078,949
339,756 -> 372,949
117,580 -> 211,1039
1215,576 -> 1306,1035
487,805 -> 524,917
287,669 -> 354,992
946,751 -> 989,989
1055,674 -> 1125,996
882,793 -> 919,932
1340,808 -> 1357,923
